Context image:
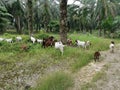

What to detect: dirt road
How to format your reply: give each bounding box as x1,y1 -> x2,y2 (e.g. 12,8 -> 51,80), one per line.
72,44 -> 120,90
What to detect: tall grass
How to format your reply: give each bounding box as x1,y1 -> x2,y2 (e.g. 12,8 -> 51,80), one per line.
0,33 -> 120,89
32,72 -> 73,90
0,33 -> 119,71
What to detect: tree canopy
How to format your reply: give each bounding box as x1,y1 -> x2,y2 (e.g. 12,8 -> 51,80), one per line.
0,0 -> 120,38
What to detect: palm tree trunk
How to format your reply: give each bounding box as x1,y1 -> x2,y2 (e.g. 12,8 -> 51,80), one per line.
60,0 -> 68,44
98,29 -> 102,37
103,29 -> 106,37
89,29 -> 92,34
17,16 -> 22,34
15,16 -> 21,34
27,0 -> 33,36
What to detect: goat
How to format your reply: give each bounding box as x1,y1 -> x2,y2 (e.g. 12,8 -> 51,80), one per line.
55,41 -> 66,55
75,40 -> 91,49
21,44 -> 29,51
86,41 -> 91,49
94,51 -> 101,62
16,36 -> 22,42
37,39 -> 43,44
0,38 -> 4,42
42,36 -> 54,48
30,36 -> 36,44
109,41 -> 115,53
67,39 -> 73,46
5,38 -> 13,43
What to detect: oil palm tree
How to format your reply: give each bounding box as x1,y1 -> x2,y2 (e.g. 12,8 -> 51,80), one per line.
27,0 -> 33,35
94,0 -> 117,36
2,0 -> 25,34
0,6 -> 12,34
60,0 -> 68,44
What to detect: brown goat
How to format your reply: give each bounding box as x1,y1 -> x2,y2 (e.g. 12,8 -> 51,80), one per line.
94,51 -> 101,62
67,39 -> 73,46
21,44 -> 29,51
42,36 -> 54,48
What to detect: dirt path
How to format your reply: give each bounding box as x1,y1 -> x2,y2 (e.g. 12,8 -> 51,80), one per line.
71,44 -> 120,90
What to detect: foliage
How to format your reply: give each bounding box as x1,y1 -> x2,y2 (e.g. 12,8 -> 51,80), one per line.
48,20 -> 59,32
113,16 -> 120,29
0,6 -> 12,33
0,0 -> 120,35
101,16 -> 114,32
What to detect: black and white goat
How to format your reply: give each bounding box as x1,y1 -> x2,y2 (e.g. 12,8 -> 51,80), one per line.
109,41 -> 115,53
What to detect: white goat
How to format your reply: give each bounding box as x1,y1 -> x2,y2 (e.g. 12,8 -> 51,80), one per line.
109,41 -> 115,53
37,39 -> 43,44
5,38 -> 13,43
16,36 -> 22,42
86,41 -> 91,49
30,36 -> 36,44
55,41 -> 66,55
0,38 -> 4,42
76,40 -> 91,49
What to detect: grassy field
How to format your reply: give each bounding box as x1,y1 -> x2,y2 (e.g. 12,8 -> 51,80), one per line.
0,32 -> 119,90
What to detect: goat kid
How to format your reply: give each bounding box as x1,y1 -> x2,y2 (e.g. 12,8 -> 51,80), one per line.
94,51 -> 101,62
109,41 -> 115,53
67,39 -> 73,46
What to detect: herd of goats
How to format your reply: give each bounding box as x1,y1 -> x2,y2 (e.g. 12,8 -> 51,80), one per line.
0,35 -> 115,62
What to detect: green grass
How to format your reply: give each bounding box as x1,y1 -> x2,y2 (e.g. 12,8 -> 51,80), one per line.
31,72 -> 73,90
81,71 -> 106,90
0,32 -> 120,89
0,33 -> 119,71
81,63 -> 110,90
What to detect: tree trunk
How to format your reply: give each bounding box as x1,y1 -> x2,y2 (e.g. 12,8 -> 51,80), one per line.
27,0 -> 33,36
98,29 -> 102,37
17,16 -> 22,34
60,0 -> 68,44
103,29 -> 106,37
89,29 -> 92,34
15,16 -> 21,34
